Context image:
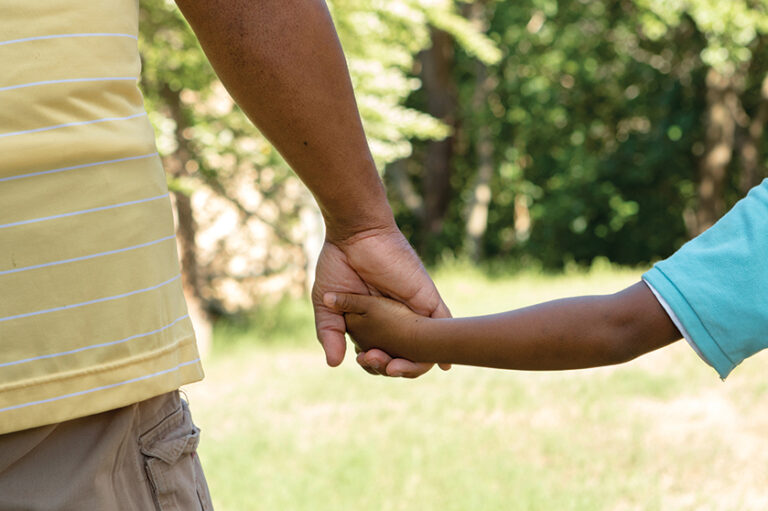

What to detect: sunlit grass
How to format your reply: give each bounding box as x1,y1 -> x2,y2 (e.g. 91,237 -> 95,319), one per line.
187,264 -> 768,510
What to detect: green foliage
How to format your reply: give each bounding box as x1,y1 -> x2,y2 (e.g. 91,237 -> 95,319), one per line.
140,0 -> 496,169
328,0 -> 499,164
139,0 -> 768,284
637,0 -> 768,74
393,0 -> 768,268
137,0 -> 498,310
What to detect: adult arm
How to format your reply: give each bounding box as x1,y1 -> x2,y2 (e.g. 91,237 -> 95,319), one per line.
173,0 -> 450,375
327,281 -> 682,370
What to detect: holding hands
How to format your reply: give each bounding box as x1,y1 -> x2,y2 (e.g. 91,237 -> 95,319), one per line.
311,224 -> 451,377
322,280 -> 682,373
324,291 -> 426,361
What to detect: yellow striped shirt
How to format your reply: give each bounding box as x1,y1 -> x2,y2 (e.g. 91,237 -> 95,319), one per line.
0,0 -> 203,435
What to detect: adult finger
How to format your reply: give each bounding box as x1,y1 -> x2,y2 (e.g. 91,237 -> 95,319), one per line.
313,304 -> 347,367
430,299 -> 452,319
356,352 -> 382,376
357,349 -> 392,375
385,358 -> 435,378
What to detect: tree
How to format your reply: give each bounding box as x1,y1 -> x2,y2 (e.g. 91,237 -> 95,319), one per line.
636,0 -> 768,233
138,0 -> 496,351
393,0 -> 768,268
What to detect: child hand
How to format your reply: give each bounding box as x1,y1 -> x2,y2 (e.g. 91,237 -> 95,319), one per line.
323,292 -> 427,361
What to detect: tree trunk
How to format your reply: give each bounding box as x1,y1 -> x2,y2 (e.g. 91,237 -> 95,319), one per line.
463,0 -> 496,261
739,74 -> 768,195
387,159 -> 424,216
695,69 -> 738,235
420,28 -> 457,239
464,63 -> 495,261
300,196 -> 324,294
161,84 -> 213,359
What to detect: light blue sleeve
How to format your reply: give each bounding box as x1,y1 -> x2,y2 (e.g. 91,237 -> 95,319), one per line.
643,179 -> 768,379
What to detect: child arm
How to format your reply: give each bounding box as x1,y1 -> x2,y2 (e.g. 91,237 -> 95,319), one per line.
325,281 -> 682,371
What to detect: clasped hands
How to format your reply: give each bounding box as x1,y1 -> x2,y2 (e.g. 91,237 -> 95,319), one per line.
311,224 -> 449,377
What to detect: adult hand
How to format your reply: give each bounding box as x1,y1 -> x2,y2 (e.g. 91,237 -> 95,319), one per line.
311,225 -> 451,377
176,0 -> 445,375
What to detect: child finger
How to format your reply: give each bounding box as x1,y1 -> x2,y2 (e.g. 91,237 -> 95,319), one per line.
324,292 -> 371,314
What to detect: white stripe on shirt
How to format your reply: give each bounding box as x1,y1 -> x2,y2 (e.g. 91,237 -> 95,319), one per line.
0,193 -> 167,230
0,314 -> 190,368
0,112 -> 147,139
0,274 -> 181,323
0,152 -> 159,183
0,33 -> 137,47
0,77 -> 137,93
0,358 -> 200,413
0,234 -> 176,276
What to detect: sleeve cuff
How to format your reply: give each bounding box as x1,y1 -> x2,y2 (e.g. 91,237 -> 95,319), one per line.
643,267 -> 735,380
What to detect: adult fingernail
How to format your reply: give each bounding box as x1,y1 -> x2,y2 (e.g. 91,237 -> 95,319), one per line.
323,293 -> 336,307
390,371 -> 403,377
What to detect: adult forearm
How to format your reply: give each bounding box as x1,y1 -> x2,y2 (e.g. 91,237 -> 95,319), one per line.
407,282 -> 681,370
174,0 -> 393,239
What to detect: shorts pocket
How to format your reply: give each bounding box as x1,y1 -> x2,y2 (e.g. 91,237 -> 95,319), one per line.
139,400 -> 213,511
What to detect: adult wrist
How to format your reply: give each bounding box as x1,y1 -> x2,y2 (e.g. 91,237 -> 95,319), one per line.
322,204 -> 398,246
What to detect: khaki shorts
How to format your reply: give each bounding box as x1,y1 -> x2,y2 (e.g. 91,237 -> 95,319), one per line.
0,391 -> 213,511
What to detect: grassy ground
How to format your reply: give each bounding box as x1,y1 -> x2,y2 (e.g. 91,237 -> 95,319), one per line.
185,264 -> 768,511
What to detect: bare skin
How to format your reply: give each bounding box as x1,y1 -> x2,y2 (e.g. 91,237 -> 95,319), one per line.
174,0 -> 450,376
325,281 -> 682,371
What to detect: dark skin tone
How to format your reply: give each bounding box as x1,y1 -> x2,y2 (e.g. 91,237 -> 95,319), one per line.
172,0 -> 675,375
174,0 -> 387,238
174,0 -> 451,376
325,281 -> 682,371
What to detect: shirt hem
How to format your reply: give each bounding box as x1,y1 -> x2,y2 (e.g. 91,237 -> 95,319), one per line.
642,279 -> 708,363
0,341 -> 204,435
643,267 -> 734,380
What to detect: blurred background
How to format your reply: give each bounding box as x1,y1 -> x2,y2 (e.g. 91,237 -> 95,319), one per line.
139,0 -> 768,509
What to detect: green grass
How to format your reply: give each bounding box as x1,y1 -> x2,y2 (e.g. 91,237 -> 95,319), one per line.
187,264 -> 768,510
212,297 -> 316,349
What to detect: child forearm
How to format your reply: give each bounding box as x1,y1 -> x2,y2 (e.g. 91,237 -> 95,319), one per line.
335,282 -> 682,371
415,283 -> 679,369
